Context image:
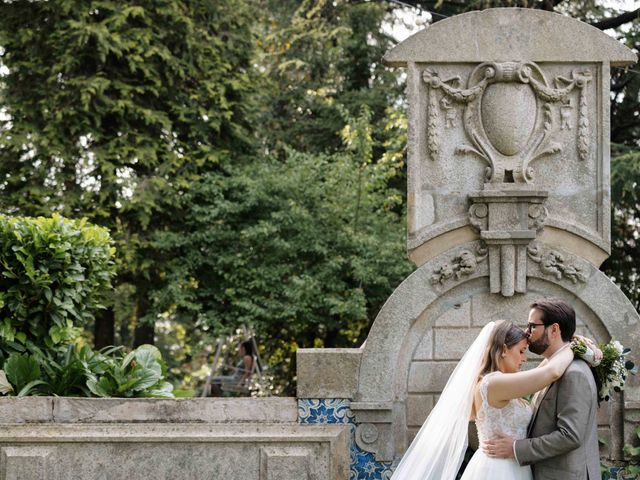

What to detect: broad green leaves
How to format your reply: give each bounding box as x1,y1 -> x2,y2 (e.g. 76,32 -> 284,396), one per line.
0,214 -> 173,398
0,343 -> 173,398
86,344 -> 173,398
3,353 -> 44,396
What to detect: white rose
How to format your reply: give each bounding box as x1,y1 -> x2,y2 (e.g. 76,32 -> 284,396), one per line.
613,340 -> 624,354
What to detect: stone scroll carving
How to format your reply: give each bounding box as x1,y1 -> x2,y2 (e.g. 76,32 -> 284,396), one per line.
528,204 -> 548,232
423,62 -> 591,180
430,243 -> 488,285
527,242 -> 588,283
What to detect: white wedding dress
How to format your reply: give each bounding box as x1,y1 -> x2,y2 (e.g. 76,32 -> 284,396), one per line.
389,322 -> 532,480
461,371 -> 534,480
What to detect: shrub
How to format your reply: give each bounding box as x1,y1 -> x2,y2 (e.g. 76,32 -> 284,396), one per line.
0,213 -> 115,357
0,214 -> 173,398
621,425 -> 640,478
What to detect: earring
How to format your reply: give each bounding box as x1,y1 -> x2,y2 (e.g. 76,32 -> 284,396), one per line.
501,353 -> 506,358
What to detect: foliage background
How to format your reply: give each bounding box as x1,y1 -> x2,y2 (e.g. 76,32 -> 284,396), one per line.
0,0 -> 638,395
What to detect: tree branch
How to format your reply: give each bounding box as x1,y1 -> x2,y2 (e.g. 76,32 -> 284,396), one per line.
591,8 -> 640,30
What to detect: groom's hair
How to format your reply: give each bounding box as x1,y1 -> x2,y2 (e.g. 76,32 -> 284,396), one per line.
530,298 -> 575,342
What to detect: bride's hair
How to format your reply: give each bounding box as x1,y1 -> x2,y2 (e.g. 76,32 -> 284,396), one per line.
478,320 -> 527,378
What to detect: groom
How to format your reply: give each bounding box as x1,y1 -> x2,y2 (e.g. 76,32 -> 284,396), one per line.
483,298 -> 600,479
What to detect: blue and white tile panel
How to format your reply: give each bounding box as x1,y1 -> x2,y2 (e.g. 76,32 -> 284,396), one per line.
298,398 -> 394,480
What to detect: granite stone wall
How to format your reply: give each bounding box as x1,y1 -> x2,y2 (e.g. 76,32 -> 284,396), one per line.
0,397 -> 350,480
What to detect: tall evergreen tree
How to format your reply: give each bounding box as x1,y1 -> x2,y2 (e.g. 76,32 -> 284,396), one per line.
0,0 -> 257,347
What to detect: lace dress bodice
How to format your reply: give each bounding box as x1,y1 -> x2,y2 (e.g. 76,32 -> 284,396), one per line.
475,372 -> 534,443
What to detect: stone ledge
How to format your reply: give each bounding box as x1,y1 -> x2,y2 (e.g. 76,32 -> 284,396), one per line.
0,422 -> 348,443
0,397 -> 298,424
0,423 -> 351,480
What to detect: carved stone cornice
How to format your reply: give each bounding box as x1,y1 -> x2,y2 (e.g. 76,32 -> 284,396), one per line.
468,188 -> 548,296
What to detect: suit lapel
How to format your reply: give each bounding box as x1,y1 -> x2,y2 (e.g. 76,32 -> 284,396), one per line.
528,381 -> 556,436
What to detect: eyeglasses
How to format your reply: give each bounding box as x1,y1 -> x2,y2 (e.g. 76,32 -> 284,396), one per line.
526,322 -> 546,331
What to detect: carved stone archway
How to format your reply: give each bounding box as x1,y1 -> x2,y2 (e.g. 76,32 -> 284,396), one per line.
295,8 -> 638,477
351,240 -> 639,462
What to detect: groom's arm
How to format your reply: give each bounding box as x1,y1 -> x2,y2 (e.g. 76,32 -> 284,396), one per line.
514,368 -> 594,466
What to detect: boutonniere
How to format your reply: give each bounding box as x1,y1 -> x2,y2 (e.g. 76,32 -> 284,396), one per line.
572,338 -> 636,403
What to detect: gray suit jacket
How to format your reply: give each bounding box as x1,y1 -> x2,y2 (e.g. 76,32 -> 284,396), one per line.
514,359 -> 600,480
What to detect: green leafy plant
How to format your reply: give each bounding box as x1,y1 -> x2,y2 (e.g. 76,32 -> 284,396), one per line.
26,343 -> 109,397
0,344 -> 174,398
0,214 -> 115,360
0,214 -> 173,398
86,345 -> 173,398
621,425 -> 640,478
0,353 -> 46,396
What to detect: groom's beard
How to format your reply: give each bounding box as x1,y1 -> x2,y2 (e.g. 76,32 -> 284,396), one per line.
528,331 -> 550,355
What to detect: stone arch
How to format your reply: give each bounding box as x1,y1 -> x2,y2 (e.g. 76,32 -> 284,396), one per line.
352,241 -> 639,462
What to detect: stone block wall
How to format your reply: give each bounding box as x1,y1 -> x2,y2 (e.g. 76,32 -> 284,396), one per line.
0,397 -> 350,480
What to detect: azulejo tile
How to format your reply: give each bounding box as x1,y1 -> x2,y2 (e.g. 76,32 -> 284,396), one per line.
298,398 -> 353,424
607,466 -> 638,480
298,399 -> 394,480
350,447 -> 393,480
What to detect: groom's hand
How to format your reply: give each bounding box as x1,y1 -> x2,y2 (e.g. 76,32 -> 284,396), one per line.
483,433 -> 515,459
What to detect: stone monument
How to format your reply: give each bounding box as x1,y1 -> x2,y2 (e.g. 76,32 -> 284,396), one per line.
297,8 -> 639,479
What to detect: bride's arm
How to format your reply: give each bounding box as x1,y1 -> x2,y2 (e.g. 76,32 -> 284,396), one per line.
488,345 -> 573,404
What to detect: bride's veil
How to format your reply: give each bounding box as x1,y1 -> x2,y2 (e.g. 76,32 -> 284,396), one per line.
390,321 -> 496,480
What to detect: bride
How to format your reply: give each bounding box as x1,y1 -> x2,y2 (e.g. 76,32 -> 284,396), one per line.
390,320 -> 587,480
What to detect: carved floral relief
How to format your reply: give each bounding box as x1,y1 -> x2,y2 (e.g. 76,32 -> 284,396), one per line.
430,243 -> 488,285
527,242 -> 588,283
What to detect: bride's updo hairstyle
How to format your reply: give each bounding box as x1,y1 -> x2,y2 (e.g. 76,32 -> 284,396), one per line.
478,320 -> 527,378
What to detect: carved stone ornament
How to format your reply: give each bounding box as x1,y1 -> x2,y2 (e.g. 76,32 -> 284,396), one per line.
423,62 -> 591,180
350,402 -> 394,461
528,204 -> 548,232
468,190 -> 548,296
357,423 -> 379,445
468,203 -> 489,231
430,243 -> 488,285
527,242 -> 588,283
